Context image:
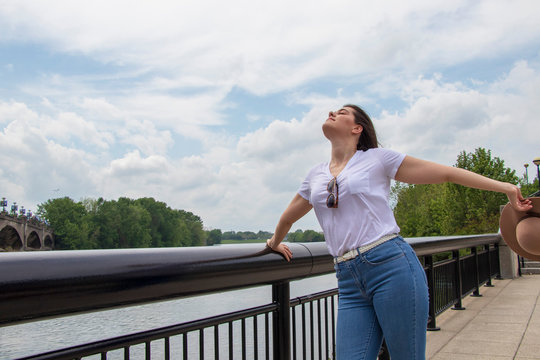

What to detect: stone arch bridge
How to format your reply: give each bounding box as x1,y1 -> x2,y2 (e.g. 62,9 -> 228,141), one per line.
0,213 -> 54,251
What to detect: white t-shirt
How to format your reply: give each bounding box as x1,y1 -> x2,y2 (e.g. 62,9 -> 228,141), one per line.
298,148 -> 406,257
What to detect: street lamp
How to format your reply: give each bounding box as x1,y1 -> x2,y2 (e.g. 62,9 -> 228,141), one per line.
11,202 -> 18,216
533,157 -> 540,196
524,163 -> 529,186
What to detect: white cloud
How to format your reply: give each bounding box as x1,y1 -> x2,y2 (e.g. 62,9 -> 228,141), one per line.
376,61 -> 540,175
1,1 -> 540,232
2,0 -> 540,96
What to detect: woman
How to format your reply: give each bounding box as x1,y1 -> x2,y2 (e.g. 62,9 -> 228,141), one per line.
266,104 -> 532,360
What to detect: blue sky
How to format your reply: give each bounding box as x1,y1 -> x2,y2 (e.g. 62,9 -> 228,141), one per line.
1,0 -> 539,232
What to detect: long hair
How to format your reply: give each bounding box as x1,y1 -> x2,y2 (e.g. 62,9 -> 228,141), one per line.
344,104 -> 379,151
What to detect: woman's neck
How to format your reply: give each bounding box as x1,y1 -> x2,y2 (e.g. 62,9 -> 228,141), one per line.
329,143 -> 357,177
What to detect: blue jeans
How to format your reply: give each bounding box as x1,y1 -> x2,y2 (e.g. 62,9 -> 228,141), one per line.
334,236 -> 429,360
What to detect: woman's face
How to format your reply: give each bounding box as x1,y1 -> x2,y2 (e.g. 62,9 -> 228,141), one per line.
322,106 -> 360,139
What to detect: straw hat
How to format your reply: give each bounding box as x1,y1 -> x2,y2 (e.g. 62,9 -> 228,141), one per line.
500,197 -> 540,261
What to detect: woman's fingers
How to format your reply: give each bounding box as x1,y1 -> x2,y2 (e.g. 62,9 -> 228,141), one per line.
278,244 -> 292,262
507,186 -> 532,212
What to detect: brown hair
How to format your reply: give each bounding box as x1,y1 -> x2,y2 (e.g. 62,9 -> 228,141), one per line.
344,104 -> 379,151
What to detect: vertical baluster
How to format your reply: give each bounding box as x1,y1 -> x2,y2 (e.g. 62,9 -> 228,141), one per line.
309,301 -> 314,359
229,321 -> 234,360
145,341 -> 151,360
331,295 -> 336,360
254,315 -> 258,360
101,352 -> 106,360
183,333 -> 188,360
425,255 -> 441,331
214,325 -> 219,360
124,347 -> 130,360
165,337 -> 170,360
317,299 -> 322,360
452,250 -> 465,311
265,313 -> 270,360
292,307 -> 297,360
242,318 -> 246,360
302,303 -> 306,360
495,243 -> 503,279
471,246 -> 483,297
272,282 -> 291,360
324,297 -> 329,360
199,329 -> 204,360
485,244 -> 494,287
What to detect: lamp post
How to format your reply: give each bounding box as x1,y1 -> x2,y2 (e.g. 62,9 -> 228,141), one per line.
11,202 -> 18,216
524,163 -> 529,186
533,157 -> 540,196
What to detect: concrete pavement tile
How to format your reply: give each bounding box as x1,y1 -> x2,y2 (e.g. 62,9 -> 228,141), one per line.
472,313 -> 532,324
430,352 -> 511,360
426,330 -> 458,359
466,321 -> 526,333
452,329 -> 523,344
439,339 -> 518,357
489,299 -> 537,309
521,329 -> 540,344
516,343 -> 540,358
431,309 -> 477,331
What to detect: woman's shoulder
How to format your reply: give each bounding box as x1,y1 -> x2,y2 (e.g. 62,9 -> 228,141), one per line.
363,147 -> 404,158
357,148 -> 406,167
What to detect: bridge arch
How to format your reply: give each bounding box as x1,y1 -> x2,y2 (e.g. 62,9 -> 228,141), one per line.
44,234 -> 53,248
0,225 -> 23,251
27,231 -> 41,250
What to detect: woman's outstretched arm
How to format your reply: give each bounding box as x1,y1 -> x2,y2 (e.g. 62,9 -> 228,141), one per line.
395,155 -> 532,212
267,194 -> 313,262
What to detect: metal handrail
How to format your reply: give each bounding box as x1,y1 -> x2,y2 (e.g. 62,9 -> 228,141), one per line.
1,234 -> 500,327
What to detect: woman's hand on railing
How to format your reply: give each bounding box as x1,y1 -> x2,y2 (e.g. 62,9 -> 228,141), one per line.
266,238 -> 293,262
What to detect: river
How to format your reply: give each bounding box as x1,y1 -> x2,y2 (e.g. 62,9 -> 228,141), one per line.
0,273 -> 337,359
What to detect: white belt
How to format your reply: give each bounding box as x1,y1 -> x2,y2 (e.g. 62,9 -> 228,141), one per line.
333,234 -> 399,264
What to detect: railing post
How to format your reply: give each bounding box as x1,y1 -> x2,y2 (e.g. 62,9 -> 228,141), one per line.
471,246 -> 482,297
272,281 -> 291,360
494,242 -> 502,279
452,250 -> 465,311
485,244 -> 494,287
425,255 -> 440,331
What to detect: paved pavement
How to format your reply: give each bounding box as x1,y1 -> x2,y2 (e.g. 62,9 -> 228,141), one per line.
426,274 -> 540,359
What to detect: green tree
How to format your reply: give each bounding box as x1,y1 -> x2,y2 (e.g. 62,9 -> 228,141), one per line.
287,229 -> 325,242
115,198 -> 152,248
287,229 -> 304,242
393,148 -> 518,236
206,229 -> 222,246
37,197 -> 93,249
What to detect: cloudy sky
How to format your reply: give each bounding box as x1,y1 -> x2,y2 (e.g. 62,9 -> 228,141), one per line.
0,0 -> 539,232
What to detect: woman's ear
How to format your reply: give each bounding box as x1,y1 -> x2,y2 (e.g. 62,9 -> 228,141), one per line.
352,125 -> 363,135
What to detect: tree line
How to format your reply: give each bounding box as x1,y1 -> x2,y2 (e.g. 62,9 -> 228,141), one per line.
37,197 -> 206,249
36,195 -> 326,249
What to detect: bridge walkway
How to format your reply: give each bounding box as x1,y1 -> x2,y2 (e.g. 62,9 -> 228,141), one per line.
426,274 -> 540,359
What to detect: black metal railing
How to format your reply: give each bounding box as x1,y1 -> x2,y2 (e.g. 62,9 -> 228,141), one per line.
0,234 -> 502,359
